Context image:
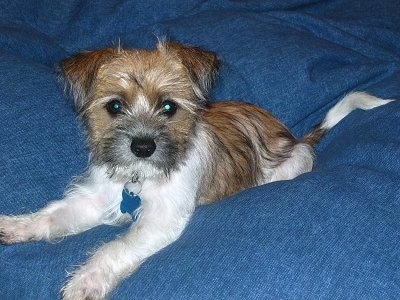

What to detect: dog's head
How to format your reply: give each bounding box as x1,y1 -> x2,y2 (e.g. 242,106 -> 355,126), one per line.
60,42 -> 219,181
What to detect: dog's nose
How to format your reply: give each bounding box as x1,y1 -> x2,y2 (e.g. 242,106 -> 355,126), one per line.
130,138 -> 156,158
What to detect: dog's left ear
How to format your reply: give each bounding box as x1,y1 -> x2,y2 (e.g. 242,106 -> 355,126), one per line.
163,42 -> 219,100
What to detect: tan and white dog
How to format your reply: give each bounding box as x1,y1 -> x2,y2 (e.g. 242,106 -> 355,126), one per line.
0,42 -> 392,299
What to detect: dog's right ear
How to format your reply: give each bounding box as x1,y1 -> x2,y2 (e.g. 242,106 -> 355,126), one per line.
60,48 -> 116,112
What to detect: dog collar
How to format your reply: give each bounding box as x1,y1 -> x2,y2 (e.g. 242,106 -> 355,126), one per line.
120,180 -> 142,220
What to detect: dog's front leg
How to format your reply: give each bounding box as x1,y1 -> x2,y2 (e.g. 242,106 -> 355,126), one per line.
0,166 -> 124,244
61,190 -> 195,300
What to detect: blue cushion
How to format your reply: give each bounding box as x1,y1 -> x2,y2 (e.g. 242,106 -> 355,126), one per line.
1,1 -> 399,299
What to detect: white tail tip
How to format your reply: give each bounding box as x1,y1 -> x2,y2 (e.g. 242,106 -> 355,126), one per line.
322,92 -> 394,129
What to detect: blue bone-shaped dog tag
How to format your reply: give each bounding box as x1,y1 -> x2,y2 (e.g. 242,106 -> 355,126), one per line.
120,181 -> 142,220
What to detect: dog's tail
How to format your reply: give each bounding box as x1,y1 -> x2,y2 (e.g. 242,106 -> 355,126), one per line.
302,92 -> 393,146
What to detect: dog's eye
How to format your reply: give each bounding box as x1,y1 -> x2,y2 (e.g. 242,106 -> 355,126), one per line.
106,99 -> 123,115
161,100 -> 178,117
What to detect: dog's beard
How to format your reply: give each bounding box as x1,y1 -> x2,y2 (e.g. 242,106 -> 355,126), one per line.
90,132 -> 182,182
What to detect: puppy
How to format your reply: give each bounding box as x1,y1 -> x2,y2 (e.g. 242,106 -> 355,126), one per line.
0,41 -> 393,299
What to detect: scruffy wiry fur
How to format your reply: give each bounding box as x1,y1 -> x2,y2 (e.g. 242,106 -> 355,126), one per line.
0,41 -> 393,300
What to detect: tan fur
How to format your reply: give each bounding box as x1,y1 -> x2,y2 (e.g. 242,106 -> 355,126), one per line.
198,101 -> 296,203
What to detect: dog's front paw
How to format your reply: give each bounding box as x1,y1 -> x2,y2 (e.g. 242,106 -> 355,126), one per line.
61,266 -> 111,300
0,215 -> 32,244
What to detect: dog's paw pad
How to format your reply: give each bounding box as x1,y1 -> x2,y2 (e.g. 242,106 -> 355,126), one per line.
0,215 -> 35,244
0,230 -> 9,245
0,217 -> 13,245
0,232 -> 13,245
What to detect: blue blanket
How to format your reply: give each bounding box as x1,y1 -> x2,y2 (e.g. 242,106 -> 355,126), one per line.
1,1 -> 399,299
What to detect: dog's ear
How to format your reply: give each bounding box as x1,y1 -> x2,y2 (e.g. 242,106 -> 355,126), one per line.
164,42 -> 219,101
60,48 -> 116,112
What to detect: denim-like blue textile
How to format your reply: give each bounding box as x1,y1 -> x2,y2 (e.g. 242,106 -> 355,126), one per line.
0,1 -> 399,299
